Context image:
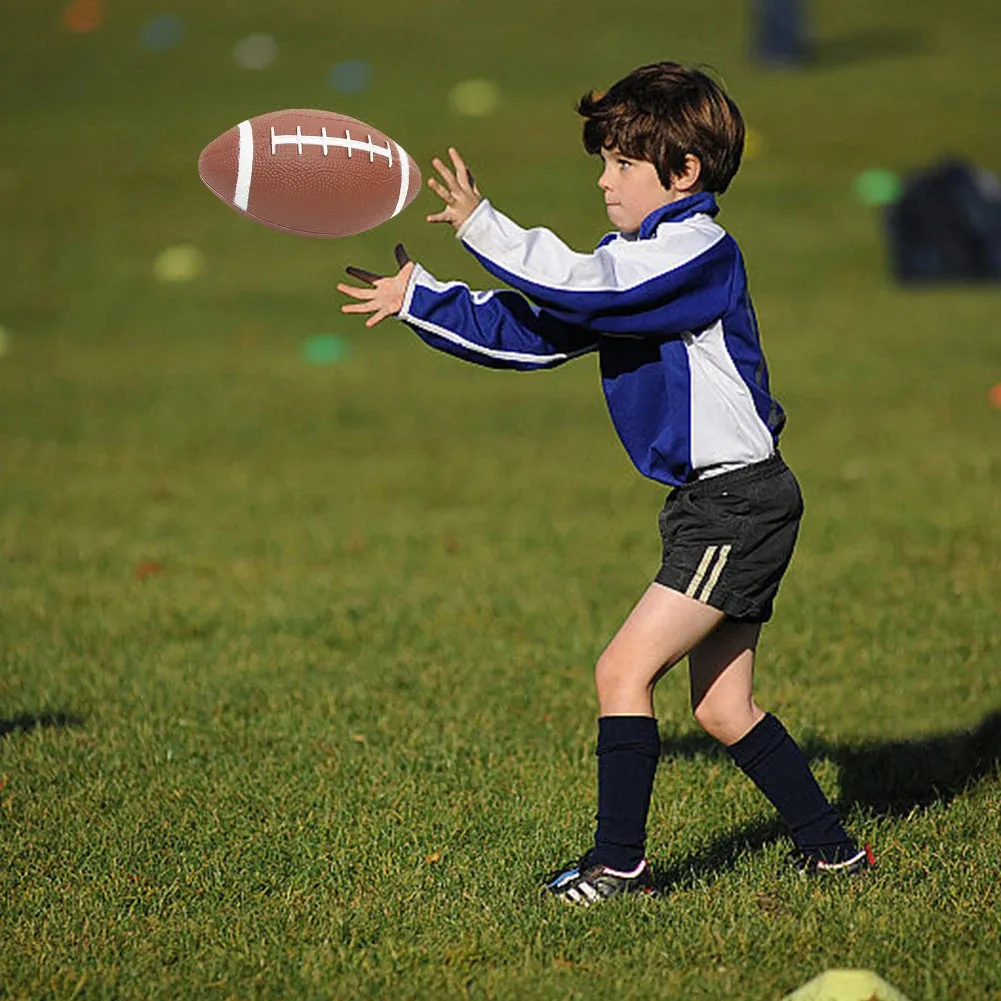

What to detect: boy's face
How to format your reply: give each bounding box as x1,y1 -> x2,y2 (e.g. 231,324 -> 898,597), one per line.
598,147 -> 684,233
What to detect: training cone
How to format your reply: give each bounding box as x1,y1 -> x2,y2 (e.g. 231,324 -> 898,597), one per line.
783,970 -> 911,1001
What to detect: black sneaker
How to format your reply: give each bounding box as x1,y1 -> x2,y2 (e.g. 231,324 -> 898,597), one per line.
546,857 -> 655,905
794,843 -> 875,877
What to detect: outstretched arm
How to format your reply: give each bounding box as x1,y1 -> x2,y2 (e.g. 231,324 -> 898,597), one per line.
337,152 -> 598,371
457,199 -> 735,337
398,263 -> 598,371
335,148 -> 481,327
338,245 -> 597,371
420,151 -> 733,338
338,243 -> 415,328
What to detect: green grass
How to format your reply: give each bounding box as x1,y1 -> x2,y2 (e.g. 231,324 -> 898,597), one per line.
2,0 -> 1001,998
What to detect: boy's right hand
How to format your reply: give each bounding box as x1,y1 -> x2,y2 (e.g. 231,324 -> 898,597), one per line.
426,147 -> 482,231
338,243 -> 415,328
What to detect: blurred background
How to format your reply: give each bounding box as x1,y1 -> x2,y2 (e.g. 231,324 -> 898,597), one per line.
2,0 -> 999,340
2,0 -> 1000,371
1,2 -> 1000,998
3,0 -> 998,630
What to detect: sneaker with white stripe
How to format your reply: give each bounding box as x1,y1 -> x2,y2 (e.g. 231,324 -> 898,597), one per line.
546,857 -> 655,905
795,843 -> 875,876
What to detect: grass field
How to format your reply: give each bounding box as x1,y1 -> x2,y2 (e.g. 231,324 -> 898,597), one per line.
2,0 -> 1001,998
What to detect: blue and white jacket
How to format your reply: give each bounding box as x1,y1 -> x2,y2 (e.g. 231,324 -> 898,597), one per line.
398,191 -> 785,487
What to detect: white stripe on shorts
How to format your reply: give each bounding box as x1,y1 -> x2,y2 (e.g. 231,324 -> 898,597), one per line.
685,545 -> 718,598
698,544 -> 732,603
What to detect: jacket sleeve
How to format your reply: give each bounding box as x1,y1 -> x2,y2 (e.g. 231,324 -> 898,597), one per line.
455,199 -> 735,337
397,262 -> 599,371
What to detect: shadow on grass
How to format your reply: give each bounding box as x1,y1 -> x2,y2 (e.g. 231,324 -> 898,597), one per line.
0,710 -> 85,741
654,711 -> 1001,891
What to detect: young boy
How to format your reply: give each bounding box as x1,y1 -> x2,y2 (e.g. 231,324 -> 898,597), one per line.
338,61 -> 872,904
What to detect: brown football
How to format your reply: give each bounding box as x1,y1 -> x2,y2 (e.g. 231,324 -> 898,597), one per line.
197,109 -> 422,238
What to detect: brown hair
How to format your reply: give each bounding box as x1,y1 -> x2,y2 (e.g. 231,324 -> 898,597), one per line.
577,62 -> 745,194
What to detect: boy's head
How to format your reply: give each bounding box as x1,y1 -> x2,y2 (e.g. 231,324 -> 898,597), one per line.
578,62 -> 745,231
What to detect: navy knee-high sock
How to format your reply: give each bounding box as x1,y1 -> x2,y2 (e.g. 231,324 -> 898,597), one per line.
590,715 -> 660,872
728,712 -> 856,863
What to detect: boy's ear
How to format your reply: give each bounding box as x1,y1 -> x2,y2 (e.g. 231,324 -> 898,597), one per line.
672,154 -> 702,193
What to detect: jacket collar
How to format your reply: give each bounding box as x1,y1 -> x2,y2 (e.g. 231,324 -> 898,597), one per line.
637,192 -> 719,239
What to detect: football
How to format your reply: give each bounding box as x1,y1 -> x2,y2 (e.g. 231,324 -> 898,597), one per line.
197,109 -> 422,238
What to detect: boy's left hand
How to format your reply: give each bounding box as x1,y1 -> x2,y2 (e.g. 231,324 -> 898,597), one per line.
338,243 -> 414,328
426,147 -> 482,231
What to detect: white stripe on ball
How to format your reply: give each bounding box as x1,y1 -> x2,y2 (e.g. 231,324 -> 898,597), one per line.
235,120 -> 254,210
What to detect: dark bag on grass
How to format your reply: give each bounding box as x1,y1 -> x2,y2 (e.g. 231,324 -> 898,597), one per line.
886,160 -> 1001,284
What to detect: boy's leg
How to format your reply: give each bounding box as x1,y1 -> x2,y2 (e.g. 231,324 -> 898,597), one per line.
688,619 -> 764,744
587,583 -> 725,871
596,582 -> 726,717
688,620 -> 861,865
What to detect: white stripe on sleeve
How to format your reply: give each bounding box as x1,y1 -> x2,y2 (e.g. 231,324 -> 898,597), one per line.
459,200 -> 726,295
399,265 -> 595,366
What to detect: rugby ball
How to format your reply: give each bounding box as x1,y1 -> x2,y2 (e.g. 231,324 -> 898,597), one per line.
197,109 -> 422,238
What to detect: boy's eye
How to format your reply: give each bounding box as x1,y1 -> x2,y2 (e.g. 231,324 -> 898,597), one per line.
618,159 -> 632,168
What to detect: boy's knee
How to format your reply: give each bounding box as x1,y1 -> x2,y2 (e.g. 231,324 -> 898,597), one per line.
594,649 -> 637,702
693,698 -> 761,745
594,650 -> 619,700
692,699 -> 721,738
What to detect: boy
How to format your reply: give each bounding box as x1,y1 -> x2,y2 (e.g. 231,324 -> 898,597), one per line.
338,62 -> 872,904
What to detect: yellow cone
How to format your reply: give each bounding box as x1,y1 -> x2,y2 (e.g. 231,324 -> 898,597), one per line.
784,970 -> 911,1001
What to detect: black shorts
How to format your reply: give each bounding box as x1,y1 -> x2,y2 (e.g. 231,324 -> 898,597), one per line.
654,453 -> 803,623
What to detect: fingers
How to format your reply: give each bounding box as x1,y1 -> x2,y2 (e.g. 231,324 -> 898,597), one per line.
340,297 -> 391,327
340,299 -> 376,313
448,147 -> 479,194
336,282 -> 379,301
433,149 -> 477,193
449,147 -> 472,187
344,266 -> 384,285
339,255 -> 412,326
427,148 -> 481,229
430,148 -> 479,213
427,176 -> 454,205
345,246 -> 409,284
432,155 -> 458,191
